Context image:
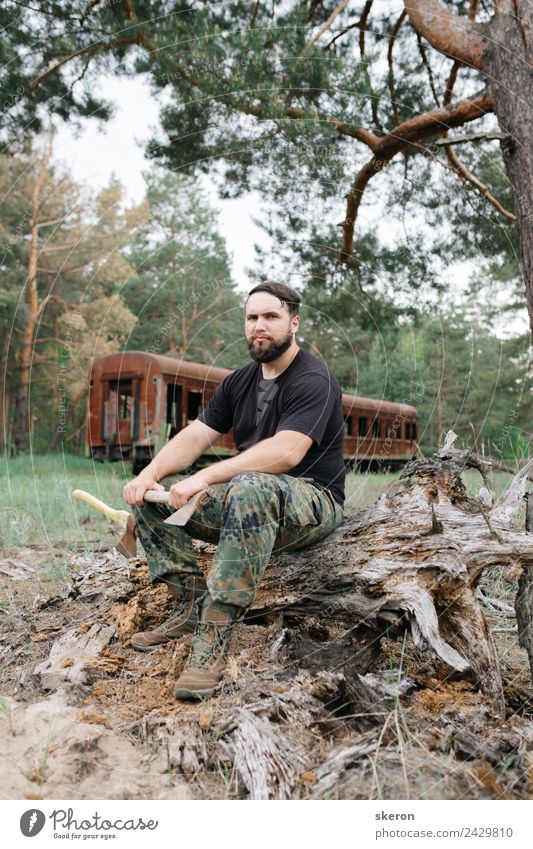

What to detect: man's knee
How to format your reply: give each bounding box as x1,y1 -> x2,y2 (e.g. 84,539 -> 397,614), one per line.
229,471 -> 276,487
226,472 -> 278,499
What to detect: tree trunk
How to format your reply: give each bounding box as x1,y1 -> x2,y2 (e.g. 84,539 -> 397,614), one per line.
12,223 -> 39,454
487,8 -> 533,338
23,431 -> 533,799
12,139 -> 53,454
246,432 -> 533,718
0,333 -> 10,454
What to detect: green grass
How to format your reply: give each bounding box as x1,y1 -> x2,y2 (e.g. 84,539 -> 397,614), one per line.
344,470 -> 399,514
344,467 -> 515,515
0,453 -> 519,549
0,452 -> 131,550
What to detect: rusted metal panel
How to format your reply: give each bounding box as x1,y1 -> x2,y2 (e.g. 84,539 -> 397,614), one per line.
86,351 -> 420,464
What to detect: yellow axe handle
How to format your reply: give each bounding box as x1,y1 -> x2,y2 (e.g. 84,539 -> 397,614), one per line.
73,489 -> 130,528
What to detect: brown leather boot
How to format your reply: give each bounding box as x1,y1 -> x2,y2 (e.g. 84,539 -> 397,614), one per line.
131,574 -> 207,652
173,596 -> 243,699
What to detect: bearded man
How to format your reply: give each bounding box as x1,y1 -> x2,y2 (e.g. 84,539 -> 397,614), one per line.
123,281 -> 345,699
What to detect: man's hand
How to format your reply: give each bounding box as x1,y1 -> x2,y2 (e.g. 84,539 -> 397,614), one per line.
123,475 -> 165,507
168,472 -> 211,509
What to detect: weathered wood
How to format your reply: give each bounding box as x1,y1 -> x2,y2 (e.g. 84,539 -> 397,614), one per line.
220,708 -> 306,800
24,432 -> 533,800
34,622 -> 116,689
247,431 -> 533,717
515,491 -> 533,679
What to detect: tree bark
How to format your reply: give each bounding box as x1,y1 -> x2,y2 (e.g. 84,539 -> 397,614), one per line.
485,9 -> 533,339
12,137 -> 53,454
404,0 -> 487,68
404,0 -> 533,343
241,432 -> 533,718
0,333 -> 10,454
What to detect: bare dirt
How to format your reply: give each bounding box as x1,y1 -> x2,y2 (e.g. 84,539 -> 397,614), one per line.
1,541 -> 533,801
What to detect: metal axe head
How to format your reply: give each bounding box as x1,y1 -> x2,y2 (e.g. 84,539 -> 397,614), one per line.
144,488 -> 209,526
162,489 -> 209,526
116,513 -> 138,558
72,489 -> 137,558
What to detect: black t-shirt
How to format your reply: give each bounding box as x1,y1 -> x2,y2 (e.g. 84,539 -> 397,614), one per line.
197,349 -> 346,505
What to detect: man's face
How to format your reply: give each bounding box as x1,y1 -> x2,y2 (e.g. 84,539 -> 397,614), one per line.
245,292 -> 299,363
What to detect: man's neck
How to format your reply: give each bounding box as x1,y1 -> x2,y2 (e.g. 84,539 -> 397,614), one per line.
261,343 -> 300,379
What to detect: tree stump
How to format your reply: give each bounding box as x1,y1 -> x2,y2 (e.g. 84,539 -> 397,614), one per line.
14,431 -> 533,799
247,431 -> 533,718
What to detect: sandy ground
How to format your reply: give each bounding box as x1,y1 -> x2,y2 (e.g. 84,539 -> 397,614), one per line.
1,541 -> 533,801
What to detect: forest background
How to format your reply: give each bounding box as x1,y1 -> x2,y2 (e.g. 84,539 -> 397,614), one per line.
1,0 -> 532,463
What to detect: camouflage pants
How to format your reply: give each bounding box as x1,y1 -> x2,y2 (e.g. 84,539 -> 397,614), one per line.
132,472 -> 344,608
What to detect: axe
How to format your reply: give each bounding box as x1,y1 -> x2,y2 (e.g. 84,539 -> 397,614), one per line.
72,488 -> 208,557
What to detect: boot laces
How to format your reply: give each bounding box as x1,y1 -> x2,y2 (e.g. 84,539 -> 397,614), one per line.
189,620 -> 232,668
160,596 -> 189,629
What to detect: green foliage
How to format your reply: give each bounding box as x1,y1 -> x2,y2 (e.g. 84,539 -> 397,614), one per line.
1,1 -> 530,463
122,169 -> 246,368
355,309 -> 533,457
0,1 -> 522,313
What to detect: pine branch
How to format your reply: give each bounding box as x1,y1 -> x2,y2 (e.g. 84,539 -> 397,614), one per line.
403,0 -> 488,70
387,10 -> 407,126
340,89 -> 494,260
416,32 -> 441,106
324,0 -> 373,52
305,0 -> 351,50
436,0 -> 514,224
30,37 -> 141,91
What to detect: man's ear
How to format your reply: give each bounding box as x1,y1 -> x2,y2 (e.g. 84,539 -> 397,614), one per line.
292,314 -> 300,333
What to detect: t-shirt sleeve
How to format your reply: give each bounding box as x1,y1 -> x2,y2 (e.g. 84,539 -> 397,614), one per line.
197,377 -> 233,434
276,374 -> 339,445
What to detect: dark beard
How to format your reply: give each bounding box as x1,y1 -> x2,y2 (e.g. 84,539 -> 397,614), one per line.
247,333 -> 293,363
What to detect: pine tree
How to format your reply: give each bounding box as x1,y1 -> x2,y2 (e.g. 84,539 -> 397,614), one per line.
123,169 -> 245,368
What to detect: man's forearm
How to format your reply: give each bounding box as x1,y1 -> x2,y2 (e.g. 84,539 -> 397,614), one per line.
201,436 -> 297,485
139,427 -> 205,481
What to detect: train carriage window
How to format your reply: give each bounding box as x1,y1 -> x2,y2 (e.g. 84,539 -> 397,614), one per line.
118,387 -> 132,420
406,421 -> 417,440
344,416 -> 353,436
372,418 -> 380,438
187,391 -> 203,422
386,422 -> 399,439
358,416 -> 368,437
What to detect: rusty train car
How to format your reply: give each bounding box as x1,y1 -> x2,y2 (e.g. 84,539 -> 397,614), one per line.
86,351 -> 419,473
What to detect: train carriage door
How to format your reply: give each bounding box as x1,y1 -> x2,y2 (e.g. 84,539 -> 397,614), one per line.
187,390 -> 203,424
103,379 -> 136,450
102,384 -> 117,443
166,383 -> 183,439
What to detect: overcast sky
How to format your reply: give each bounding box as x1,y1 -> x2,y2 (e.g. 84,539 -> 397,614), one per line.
54,74 -> 269,292
52,71 -> 528,337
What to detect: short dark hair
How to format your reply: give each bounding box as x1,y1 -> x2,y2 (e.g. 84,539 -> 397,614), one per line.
246,281 -> 300,318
